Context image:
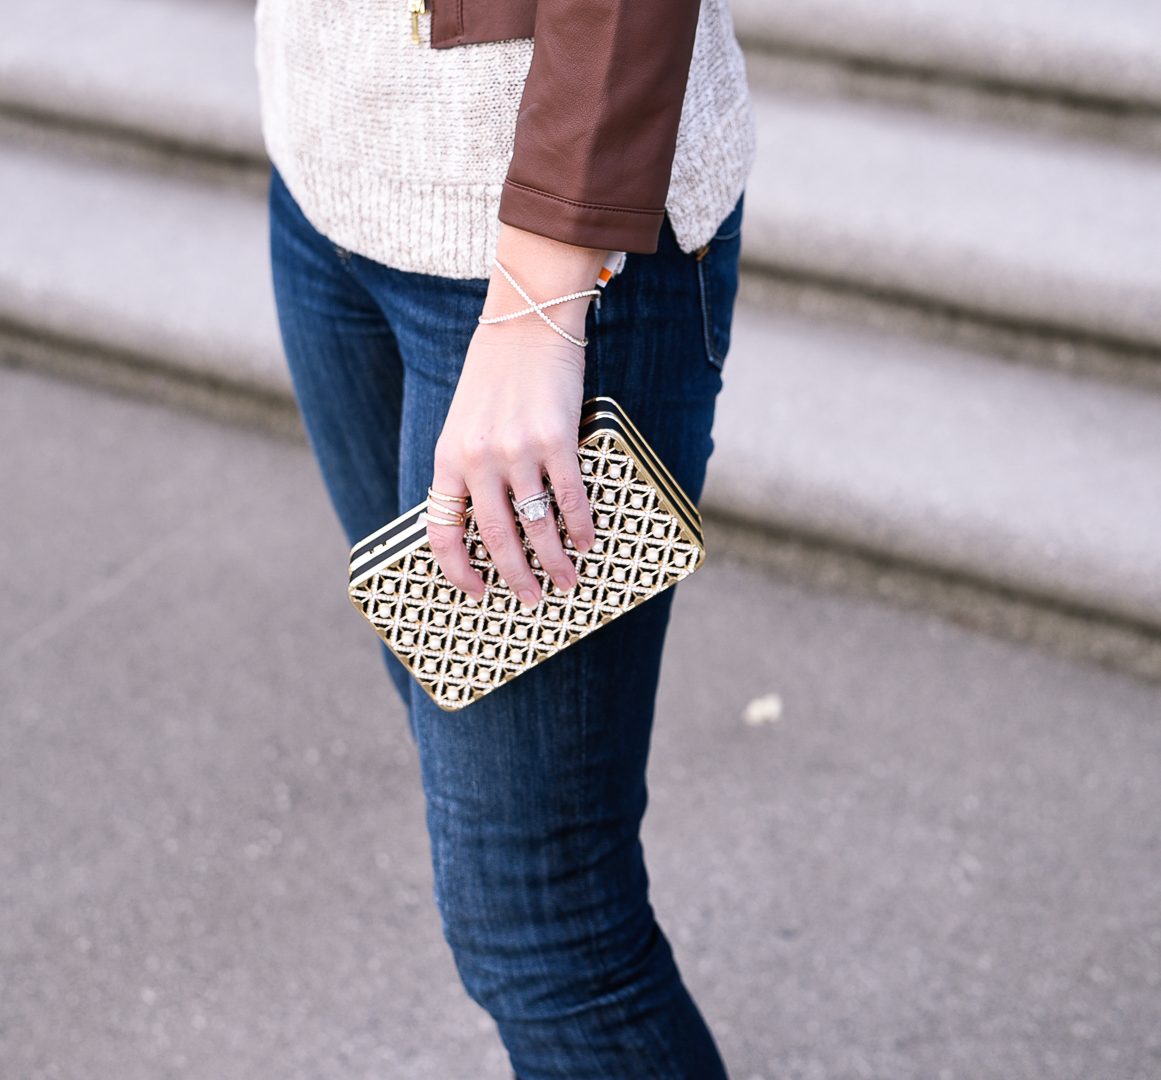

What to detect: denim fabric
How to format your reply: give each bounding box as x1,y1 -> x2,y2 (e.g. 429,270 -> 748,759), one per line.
270,169 -> 741,1080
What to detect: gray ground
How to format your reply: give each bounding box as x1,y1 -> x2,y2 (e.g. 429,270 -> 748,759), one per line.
2,366 -> 1159,1080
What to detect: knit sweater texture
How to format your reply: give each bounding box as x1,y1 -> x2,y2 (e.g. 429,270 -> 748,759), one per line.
256,0 -> 755,279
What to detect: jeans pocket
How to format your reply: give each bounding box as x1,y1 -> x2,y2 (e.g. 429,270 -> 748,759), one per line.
695,195 -> 744,371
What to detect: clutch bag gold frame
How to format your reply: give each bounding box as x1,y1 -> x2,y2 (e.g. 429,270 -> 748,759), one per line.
348,397 -> 705,711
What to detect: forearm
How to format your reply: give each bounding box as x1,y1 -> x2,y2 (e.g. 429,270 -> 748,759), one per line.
498,0 -> 702,253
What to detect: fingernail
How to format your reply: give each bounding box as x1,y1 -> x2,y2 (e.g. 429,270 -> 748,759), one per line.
554,576 -> 575,593
519,588 -> 540,609
576,539 -> 591,553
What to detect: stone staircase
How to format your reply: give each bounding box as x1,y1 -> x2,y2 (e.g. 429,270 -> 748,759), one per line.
3,0 -> 1160,677
731,0 -> 1161,116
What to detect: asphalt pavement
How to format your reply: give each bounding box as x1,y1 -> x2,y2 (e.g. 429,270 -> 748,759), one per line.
2,365 -> 1159,1080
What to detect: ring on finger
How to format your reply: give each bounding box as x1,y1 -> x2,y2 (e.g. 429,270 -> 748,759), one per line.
512,489 -> 553,523
426,505 -> 467,527
428,486 -> 469,507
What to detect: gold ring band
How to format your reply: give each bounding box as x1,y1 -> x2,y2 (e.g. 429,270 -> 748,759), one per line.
425,509 -> 467,527
428,487 -> 469,504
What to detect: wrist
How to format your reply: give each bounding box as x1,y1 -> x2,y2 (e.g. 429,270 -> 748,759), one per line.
482,224 -> 607,343
493,223 -> 607,288
473,315 -> 587,356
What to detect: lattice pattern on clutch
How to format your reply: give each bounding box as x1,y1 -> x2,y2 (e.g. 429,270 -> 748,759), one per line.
348,398 -> 705,711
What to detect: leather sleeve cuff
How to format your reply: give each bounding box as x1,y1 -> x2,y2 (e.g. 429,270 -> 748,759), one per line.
430,0 -> 536,48
499,179 -> 665,254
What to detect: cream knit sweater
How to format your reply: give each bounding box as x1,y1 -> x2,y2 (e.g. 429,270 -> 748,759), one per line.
256,0 -> 754,279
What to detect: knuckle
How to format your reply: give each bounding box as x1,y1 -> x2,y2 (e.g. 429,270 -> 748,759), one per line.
459,446 -> 487,473
498,433 -> 531,463
454,434 -> 490,471
476,520 -> 512,553
553,485 -> 588,517
529,427 -> 562,458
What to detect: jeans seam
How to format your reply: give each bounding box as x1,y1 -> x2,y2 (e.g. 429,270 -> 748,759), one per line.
696,258 -> 718,367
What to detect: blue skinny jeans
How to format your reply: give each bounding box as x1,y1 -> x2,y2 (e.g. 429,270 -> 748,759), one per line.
269,168 -> 741,1080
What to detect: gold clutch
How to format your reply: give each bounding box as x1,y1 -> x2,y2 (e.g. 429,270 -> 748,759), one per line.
347,397 -> 705,710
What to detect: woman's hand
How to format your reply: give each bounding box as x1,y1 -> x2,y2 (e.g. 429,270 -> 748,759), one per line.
427,225 -> 607,608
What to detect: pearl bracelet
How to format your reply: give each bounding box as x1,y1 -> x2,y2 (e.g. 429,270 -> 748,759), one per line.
478,260 -> 601,348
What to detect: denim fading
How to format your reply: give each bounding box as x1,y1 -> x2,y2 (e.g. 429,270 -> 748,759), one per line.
269,168 -> 741,1080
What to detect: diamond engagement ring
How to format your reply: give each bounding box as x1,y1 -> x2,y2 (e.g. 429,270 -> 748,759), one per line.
512,490 -> 553,523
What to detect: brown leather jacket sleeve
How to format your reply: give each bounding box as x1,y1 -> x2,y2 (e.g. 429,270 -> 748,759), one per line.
432,0 -> 702,254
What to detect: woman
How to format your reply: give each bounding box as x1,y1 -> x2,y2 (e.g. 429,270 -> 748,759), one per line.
258,0 -> 753,1075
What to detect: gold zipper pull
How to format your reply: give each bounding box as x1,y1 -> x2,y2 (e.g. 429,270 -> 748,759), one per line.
409,0 -> 427,44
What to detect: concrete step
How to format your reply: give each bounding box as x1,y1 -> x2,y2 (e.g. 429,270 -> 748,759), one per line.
707,302 -> 1161,636
0,141 -> 284,398
3,135 -> 1158,644
0,0 -> 263,162
744,87 -> 1161,359
3,0 -> 1158,647
15,0 -> 1158,176
731,0 -> 1161,114
10,0 -> 1161,370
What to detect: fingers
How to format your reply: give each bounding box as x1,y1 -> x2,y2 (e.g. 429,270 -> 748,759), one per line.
509,470 -> 576,595
471,478 -> 544,609
428,417 -> 595,607
544,450 -> 596,555
425,478 -> 485,601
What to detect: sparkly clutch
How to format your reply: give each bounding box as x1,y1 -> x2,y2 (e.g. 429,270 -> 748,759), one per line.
347,398 -> 705,711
